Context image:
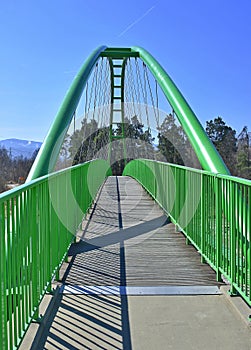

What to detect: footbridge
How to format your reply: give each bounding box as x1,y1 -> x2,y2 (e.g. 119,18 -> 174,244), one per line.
0,47 -> 250,349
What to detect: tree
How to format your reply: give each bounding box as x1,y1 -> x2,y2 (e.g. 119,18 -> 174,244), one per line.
0,147 -> 39,192
111,115 -> 155,174
69,115 -> 156,175
156,113 -> 200,168
206,117 -> 237,174
72,125 -> 110,165
9,149 -> 39,184
157,113 -> 184,165
69,118 -> 99,161
236,126 -> 251,179
0,147 -> 12,192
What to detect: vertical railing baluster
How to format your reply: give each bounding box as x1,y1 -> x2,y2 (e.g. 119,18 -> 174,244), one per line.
123,159 -> 251,305
230,182 -> 237,295
6,199 -> 13,349
1,201 -> 8,350
15,195 -> 21,342
215,176 -> 222,281
201,173 -> 206,263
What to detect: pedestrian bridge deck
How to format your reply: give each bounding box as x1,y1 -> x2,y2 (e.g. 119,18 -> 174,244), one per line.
20,176 -> 251,350
65,176 -> 220,288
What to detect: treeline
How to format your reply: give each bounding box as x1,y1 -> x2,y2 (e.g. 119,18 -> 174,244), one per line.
66,114 -> 251,178
206,117 -> 251,178
0,148 -> 38,193
1,115 -> 250,192
158,115 -> 251,178
157,114 -> 251,178
58,113 -> 204,174
58,116 -> 157,175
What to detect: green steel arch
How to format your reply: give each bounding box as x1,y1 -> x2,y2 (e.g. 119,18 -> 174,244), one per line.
27,46 -> 229,181
27,45 -> 107,181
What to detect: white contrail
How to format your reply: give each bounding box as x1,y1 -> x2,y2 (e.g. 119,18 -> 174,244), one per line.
118,5 -> 156,37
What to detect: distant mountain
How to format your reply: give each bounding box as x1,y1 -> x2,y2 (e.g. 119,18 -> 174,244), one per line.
0,138 -> 42,159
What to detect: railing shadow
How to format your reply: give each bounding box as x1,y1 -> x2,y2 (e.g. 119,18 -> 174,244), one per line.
29,177 -> 170,349
32,291 -> 127,349
68,215 -> 169,256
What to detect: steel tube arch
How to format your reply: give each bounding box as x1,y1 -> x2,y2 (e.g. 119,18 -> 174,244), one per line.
27,45 -> 229,180
131,46 -> 229,175
27,45 -> 107,181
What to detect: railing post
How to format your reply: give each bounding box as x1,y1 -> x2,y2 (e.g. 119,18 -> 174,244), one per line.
248,187 -> 251,304
215,175 -> 222,282
33,306 -> 39,321
201,173 -> 206,263
55,268 -> 60,281
32,188 -> 39,320
174,166 -> 178,222
1,202 -> 8,349
230,181 -> 237,295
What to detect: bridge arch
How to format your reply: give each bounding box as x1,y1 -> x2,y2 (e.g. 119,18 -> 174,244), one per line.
27,46 -> 229,181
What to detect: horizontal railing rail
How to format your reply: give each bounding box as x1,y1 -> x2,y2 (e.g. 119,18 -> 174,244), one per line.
0,159 -> 111,350
123,159 -> 251,306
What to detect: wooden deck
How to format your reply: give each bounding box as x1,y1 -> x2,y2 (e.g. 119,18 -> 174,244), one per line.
65,176 -> 221,287
21,176 -> 251,350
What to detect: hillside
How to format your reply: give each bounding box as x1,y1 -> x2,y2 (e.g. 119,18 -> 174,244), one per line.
0,138 -> 42,158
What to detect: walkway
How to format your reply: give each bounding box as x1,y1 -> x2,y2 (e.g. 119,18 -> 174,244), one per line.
20,177 -> 251,350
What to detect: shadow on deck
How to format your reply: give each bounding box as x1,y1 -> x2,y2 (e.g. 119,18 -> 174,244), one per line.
20,176 -> 251,350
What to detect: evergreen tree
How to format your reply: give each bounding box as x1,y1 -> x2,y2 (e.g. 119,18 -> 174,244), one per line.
157,113 -> 184,165
112,116 -> 155,174
236,126 -> 251,179
206,117 -> 237,174
0,147 -> 39,192
156,113 -> 200,167
0,147 -> 11,192
69,115 -> 155,175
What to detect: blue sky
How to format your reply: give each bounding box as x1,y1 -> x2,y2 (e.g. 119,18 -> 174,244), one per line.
0,0 -> 250,141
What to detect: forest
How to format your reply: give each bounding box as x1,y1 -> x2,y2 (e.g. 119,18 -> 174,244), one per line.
60,114 -> 251,177
0,115 -> 251,193
0,149 -> 38,192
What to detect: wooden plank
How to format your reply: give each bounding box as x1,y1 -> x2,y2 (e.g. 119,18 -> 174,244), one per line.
65,176 -> 222,287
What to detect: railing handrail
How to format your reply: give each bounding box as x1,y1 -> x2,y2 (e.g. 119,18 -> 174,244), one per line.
0,159 -> 105,201
0,159 -> 111,350
123,159 -> 251,306
134,158 -> 251,185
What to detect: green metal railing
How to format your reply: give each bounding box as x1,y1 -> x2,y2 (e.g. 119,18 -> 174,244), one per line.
123,159 -> 251,306
0,159 -> 110,350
